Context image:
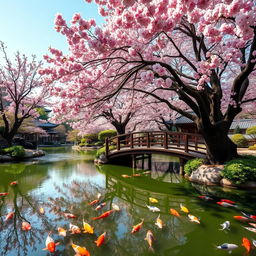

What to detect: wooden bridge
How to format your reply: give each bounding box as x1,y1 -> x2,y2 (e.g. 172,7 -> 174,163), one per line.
105,131 -> 207,162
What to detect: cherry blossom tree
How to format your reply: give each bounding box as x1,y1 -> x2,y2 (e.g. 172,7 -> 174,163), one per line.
43,0 -> 256,164
0,42 -> 50,145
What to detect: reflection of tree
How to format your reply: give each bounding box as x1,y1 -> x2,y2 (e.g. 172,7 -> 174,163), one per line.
0,185 -> 54,256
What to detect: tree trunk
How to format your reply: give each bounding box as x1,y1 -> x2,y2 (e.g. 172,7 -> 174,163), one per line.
201,128 -> 239,164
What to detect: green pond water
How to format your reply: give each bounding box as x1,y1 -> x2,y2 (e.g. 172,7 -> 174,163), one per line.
0,147 -> 256,256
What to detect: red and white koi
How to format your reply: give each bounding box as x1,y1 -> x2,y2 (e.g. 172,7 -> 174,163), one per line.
198,195 -> 213,201
95,202 -> 106,211
5,211 -> 14,221
131,219 -> 144,234
0,192 -> 9,196
63,212 -> 77,219
220,199 -> 236,204
43,233 -> 60,253
249,223 -> 256,228
242,212 -> 256,220
216,201 -> 237,208
10,181 -> 18,186
94,232 -> 106,247
22,221 -> 31,231
188,214 -> 200,224
155,215 -> 164,229
57,227 -> 67,237
243,226 -> 256,233
92,210 -> 114,220
144,230 -> 155,252
71,242 -> 91,256
242,237 -> 251,253
70,223 -> 81,234
233,216 -> 251,222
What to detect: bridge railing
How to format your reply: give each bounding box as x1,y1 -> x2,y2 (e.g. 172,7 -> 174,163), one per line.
105,131 -> 206,157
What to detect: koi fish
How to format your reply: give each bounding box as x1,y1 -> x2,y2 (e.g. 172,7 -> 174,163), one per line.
249,223 -> 256,228
217,243 -> 238,253
233,216 -> 251,222
63,212 -> 77,219
97,193 -> 102,199
70,223 -> 81,234
220,199 -> 236,205
243,226 -> 256,233
219,221 -> 230,231
112,203 -> 120,211
88,199 -> 100,206
92,210 -> 114,220
83,220 -> 94,234
180,203 -> 189,213
242,237 -> 251,253
39,207 -> 45,214
131,219 -> 144,234
133,173 -> 142,177
146,205 -> 160,212
242,212 -> 256,220
121,174 -> 131,178
188,214 -> 200,224
95,232 -> 106,247
43,233 -> 60,253
142,171 -> 151,174
57,227 -> 67,237
155,214 -> 164,229
145,230 -> 155,252
149,197 -> 158,203
71,242 -> 91,256
5,212 -> 14,221
198,195 -> 213,200
0,192 -> 9,196
22,222 -> 31,231
10,181 -> 18,186
217,202 -> 237,208
95,202 -> 106,211
253,240 -> 256,247
170,208 -> 180,217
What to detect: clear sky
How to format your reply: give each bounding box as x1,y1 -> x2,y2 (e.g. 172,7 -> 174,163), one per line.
0,0 -> 103,60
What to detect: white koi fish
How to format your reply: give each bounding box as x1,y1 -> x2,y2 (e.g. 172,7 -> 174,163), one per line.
253,240 -> 256,247
146,205 -> 160,212
220,221 -> 230,231
155,214 -> 164,229
243,226 -> 256,233
188,214 -> 200,224
217,243 -> 238,253
145,230 -> 155,252
69,223 -> 81,234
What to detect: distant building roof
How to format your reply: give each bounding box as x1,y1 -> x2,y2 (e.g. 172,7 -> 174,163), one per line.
34,120 -> 58,129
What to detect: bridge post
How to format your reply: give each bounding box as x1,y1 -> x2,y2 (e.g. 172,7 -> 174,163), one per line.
130,133 -> 134,148
105,138 -> 109,158
117,136 -> 120,150
179,158 -> 185,175
147,132 -> 150,148
184,134 -> 188,152
164,132 -> 168,149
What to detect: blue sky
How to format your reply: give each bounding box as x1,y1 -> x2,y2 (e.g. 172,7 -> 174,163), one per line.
0,0 -> 103,60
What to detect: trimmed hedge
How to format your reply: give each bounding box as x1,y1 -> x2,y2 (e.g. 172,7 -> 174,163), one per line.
98,130 -> 117,142
246,126 -> 256,138
231,134 -> 248,148
3,146 -> 25,158
95,145 -> 116,159
222,155 -> 256,184
248,144 -> 256,150
184,158 -> 205,175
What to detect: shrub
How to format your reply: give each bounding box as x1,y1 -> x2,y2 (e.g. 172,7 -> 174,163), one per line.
184,158 -> 205,175
233,125 -> 241,134
82,133 -> 99,144
98,130 -> 117,142
95,145 -> 116,159
222,155 -> 256,184
3,146 -> 25,158
231,134 -> 248,148
246,126 -> 256,139
248,144 -> 256,150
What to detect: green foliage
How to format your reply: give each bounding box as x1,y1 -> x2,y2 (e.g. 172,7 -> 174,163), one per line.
95,145 -> 116,159
222,155 -> 256,184
184,158 -> 205,175
231,134 -> 248,148
36,107 -> 49,120
248,144 -> 256,150
82,133 -> 98,143
233,125 -> 241,134
3,146 -> 25,158
94,141 -> 103,146
98,130 -> 117,142
246,126 -> 256,138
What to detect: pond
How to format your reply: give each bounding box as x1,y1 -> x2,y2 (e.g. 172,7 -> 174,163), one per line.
0,147 -> 256,256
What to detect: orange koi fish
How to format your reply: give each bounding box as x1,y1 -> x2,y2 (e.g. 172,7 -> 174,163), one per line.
95,202 -> 106,211
188,214 -> 200,224
88,199 -> 99,206
63,212 -> 77,219
170,208 -> 180,217
43,233 -> 60,253
144,230 -> 155,252
180,204 -> 189,213
22,221 -> 31,231
71,242 -> 91,256
5,212 -> 14,221
233,216 -> 250,222
92,210 -> 114,220
121,174 -> 131,178
10,181 -> 18,186
155,215 -> 164,229
242,237 -> 251,253
0,192 -> 9,196
131,219 -> 144,234
70,223 -> 81,234
94,232 -> 106,247
58,227 -> 67,237
220,199 -> 236,204
133,173 -> 141,177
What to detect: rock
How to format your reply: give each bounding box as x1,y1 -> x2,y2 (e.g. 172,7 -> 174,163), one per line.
220,178 -> 235,187
220,178 -> 256,189
0,155 -> 12,162
189,165 -> 223,185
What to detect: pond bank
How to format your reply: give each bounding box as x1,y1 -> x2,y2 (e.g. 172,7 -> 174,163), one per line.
0,149 -> 45,162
